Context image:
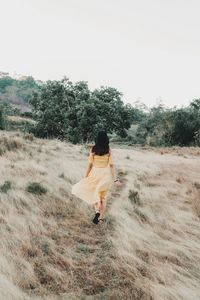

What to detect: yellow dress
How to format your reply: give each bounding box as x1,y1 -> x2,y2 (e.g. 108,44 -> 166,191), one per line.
71,150 -> 114,205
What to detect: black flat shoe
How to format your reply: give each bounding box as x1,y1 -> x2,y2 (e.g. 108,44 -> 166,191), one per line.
93,212 -> 100,224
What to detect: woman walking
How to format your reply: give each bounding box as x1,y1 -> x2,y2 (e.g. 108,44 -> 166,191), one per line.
71,131 -> 121,224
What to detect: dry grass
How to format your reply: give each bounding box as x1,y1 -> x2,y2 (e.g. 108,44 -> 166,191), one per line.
7,116 -> 36,124
109,148 -> 200,300
0,130 -> 200,299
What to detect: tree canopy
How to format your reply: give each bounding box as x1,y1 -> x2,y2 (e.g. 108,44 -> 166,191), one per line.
30,78 -> 133,143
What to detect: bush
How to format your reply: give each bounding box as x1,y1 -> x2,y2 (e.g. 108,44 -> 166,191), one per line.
128,190 -> 141,205
26,182 -> 47,195
0,109 -> 5,130
0,181 -> 12,193
41,241 -> 51,255
77,243 -> 91,253
134,208 -> 148,222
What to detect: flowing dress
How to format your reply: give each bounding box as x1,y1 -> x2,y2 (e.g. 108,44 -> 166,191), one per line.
71,149 -> 114,205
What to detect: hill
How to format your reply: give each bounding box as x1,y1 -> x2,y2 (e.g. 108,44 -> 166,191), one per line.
0,131 -> 200,300
0,74 -> 40,112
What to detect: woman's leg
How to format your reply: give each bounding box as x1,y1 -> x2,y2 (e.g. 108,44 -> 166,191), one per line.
95,190 -> 107,213
100,198 -> 107,219
94,202 -> 100,213
99,191 -> 107,219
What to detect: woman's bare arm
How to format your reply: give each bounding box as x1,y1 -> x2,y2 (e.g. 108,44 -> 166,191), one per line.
85,162 -> 93,177
110,163 -> 117,181
109,150 -> 122,185
110,163 -> 122,186
109,149 -> 117,181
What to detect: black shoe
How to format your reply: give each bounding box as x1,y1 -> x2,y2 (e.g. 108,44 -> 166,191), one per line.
93,212 -> 100,224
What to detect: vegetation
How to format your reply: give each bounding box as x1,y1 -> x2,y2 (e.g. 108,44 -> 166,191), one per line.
26,182 -> 47,195
128,189 -> 140,205
29,78 -> 200,146
0,101 -> 16,130
0,71 -> 200,147
0,74 -> 40,108
0,180 -> 12,193
0,108 -> 4,130
0,135 -> 22,155
30,78 -> 132,143
125,99 -> 200,147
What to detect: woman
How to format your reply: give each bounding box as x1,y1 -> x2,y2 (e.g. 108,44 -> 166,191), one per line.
71,131 -> 121,224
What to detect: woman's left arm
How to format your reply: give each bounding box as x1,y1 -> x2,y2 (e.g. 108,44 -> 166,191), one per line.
85,162 -> 93,177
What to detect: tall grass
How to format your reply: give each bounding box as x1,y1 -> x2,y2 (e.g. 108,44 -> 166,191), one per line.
0,131 -> 200,299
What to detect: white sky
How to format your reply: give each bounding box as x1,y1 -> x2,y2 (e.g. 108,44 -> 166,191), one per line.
0,0 -> 200,108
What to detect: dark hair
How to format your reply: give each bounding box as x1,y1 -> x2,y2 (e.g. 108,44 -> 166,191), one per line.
92,131 -> 109,156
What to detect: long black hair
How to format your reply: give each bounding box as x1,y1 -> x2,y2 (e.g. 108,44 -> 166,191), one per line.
92,131 -> 110,156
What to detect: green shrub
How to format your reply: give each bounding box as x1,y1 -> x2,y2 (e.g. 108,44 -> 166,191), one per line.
77,243 -> 91,253
26,182 -> 47,195
128,190 -> 141,205
134,208 -> 148,222
0,181 -> 12,193
41,241 -> 51,255
59,173 -> 65,179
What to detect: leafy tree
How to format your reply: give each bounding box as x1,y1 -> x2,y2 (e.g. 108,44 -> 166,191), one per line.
30,78 -> 74,138
30,82 -> 133,143
73,81 -> 90,102
91,87 -> 132,137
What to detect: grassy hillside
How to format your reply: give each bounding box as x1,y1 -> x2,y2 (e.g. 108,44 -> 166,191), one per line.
0,131 -> 200,300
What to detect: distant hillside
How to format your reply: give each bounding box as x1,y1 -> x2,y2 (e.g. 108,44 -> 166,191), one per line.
0,72 -> 41,112
0,131 -> 200,299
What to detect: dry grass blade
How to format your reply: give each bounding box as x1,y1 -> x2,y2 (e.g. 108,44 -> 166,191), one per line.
0,131 -> 200,300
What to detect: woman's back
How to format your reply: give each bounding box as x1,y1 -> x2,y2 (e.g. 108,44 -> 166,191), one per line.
93,153 -> 110,168
89,150 -> 113,168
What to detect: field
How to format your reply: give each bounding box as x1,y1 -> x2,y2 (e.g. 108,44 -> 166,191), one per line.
0,131 -> 200,300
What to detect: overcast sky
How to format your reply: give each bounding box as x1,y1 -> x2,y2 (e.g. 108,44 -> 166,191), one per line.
0,0 -> 200,107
